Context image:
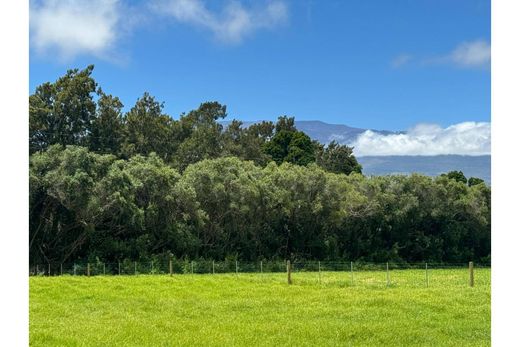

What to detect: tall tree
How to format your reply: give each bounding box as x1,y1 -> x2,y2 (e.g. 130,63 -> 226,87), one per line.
29,65 -> 97,153
316,140 -> 362,175
174,102 -> 227,170
89,89 -> 124,155
122,92 -> 175,161
263,116 -> 316,166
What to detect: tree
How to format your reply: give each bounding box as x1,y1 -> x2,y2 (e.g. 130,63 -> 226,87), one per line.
122,92 -> 175,161
316,140 -> 362,175
89,89 -> 124,155
174,102 -> 227,170
468,177 -> 485,187
441,170 -> 468,184
263,116 -> 315,166
29,65 -> 97,153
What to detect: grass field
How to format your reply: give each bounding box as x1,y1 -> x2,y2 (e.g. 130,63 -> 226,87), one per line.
30,268 -> 490,346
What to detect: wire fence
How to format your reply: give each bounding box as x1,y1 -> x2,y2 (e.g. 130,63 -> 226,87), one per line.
28,260 -> 491,288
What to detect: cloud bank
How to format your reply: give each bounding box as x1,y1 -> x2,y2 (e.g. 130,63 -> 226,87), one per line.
350,122 -> 490,156
30,0 -> 123,61
151,0 -> 288,43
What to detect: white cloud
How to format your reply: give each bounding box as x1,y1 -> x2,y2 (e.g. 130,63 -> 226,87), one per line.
151,0 -> 288,43
350,122 -> 490,156
391,54 -> 412,68
423,39 -> 491,69
30,0 -> 122,61
449,40 -> 491,67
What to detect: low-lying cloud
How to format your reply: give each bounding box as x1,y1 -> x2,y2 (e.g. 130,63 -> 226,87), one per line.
350,122 -> 490,156
151,0 -> 288,43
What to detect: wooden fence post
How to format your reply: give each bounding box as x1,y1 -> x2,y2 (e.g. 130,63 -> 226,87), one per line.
118,262 -> 121,275
36,264 -> 39,275
425,263 -> 429,288
191,261 -> 194,274
134,261 -> 137,275
212,261 -> 215,274
287,260 -> 292,285
48,263 -> 51,276
469,261 -> 474,287
73,264 -> 76,276
386,262 -> 390,287
60,263 -> 63,276
260,261 -> 263,273
350,261 -> 354,286
87,263 -> 90,277
103,263 -> 106,276
169,259 -> 173,276
151,261 -> 153,274
318,261 -> 321,284
235,260 -> 238,276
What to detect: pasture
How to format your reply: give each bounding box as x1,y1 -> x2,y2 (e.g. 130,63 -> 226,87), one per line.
30,268 -> 490,346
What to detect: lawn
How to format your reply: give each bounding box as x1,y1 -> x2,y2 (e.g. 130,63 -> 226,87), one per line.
29,268 -> 490,346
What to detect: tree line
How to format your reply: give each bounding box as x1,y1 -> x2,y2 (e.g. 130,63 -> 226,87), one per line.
29,66 -> 491,264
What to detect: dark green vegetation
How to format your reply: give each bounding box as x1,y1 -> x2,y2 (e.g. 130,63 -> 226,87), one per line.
29,66 -> 491,265
30,269 -> 491,346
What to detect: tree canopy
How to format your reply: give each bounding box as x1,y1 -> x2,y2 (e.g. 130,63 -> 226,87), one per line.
29,66 -> 490,265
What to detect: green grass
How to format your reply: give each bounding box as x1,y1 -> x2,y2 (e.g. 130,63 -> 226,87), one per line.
30,269 -> 490,346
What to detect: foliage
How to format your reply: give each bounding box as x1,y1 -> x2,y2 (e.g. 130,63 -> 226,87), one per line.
28,66 -> 491,264
30,147 -> 491,264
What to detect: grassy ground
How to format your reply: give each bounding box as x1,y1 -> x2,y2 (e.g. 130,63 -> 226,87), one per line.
30,269 -> 490,346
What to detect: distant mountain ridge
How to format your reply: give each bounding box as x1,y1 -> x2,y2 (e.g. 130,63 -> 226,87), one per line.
220,120 -> 490,183
221,120 -> 397,144
358,155 -> 490,184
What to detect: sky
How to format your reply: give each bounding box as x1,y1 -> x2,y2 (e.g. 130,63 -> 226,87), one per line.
29,0 -> 491,155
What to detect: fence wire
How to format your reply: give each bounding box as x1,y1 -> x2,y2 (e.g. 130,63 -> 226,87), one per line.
29,260 -> 491,288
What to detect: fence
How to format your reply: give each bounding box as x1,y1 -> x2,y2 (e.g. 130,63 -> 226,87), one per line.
28,260 -> 490,288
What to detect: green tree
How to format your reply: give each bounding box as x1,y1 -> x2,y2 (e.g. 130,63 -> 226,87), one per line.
122,93 -> 175,161
29,65 -> 97,152
89,89 -> 124,155
316,140 -> 362,175
441,170 -> 468,184
262,116 -> 315,166
468,177 -> 485,187
174,102 -> 227,170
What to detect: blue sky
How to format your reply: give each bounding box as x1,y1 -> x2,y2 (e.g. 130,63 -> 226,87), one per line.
29,0 -> 490,134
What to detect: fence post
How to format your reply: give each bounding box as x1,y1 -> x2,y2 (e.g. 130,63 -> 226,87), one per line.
60,263 -> 63,276
118,262 -> 121,276
350,261 -> 354,286
235,260 -> 238,276
425,263 -> 429,288
36,264 -> 39,275
73,264 -> 76,276
86,263 -> 90,277
469,261 -> 474,287
260,261 -> 263,273
169,259 -> 173,276
318,261 -> 321,284
134,261 -> 137,275
151,261 -> 153,274
103,263 -> 106,276
191,261 -> 194,274
386,262 -> 390,287
212,261 -> 215,274
287,260 -> 292,285
48,263 -> 51,276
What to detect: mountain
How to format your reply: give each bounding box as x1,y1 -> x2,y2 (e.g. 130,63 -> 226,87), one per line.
222,120 -> 396,144
221,120 -> 490,183
357,155 -> 490,184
